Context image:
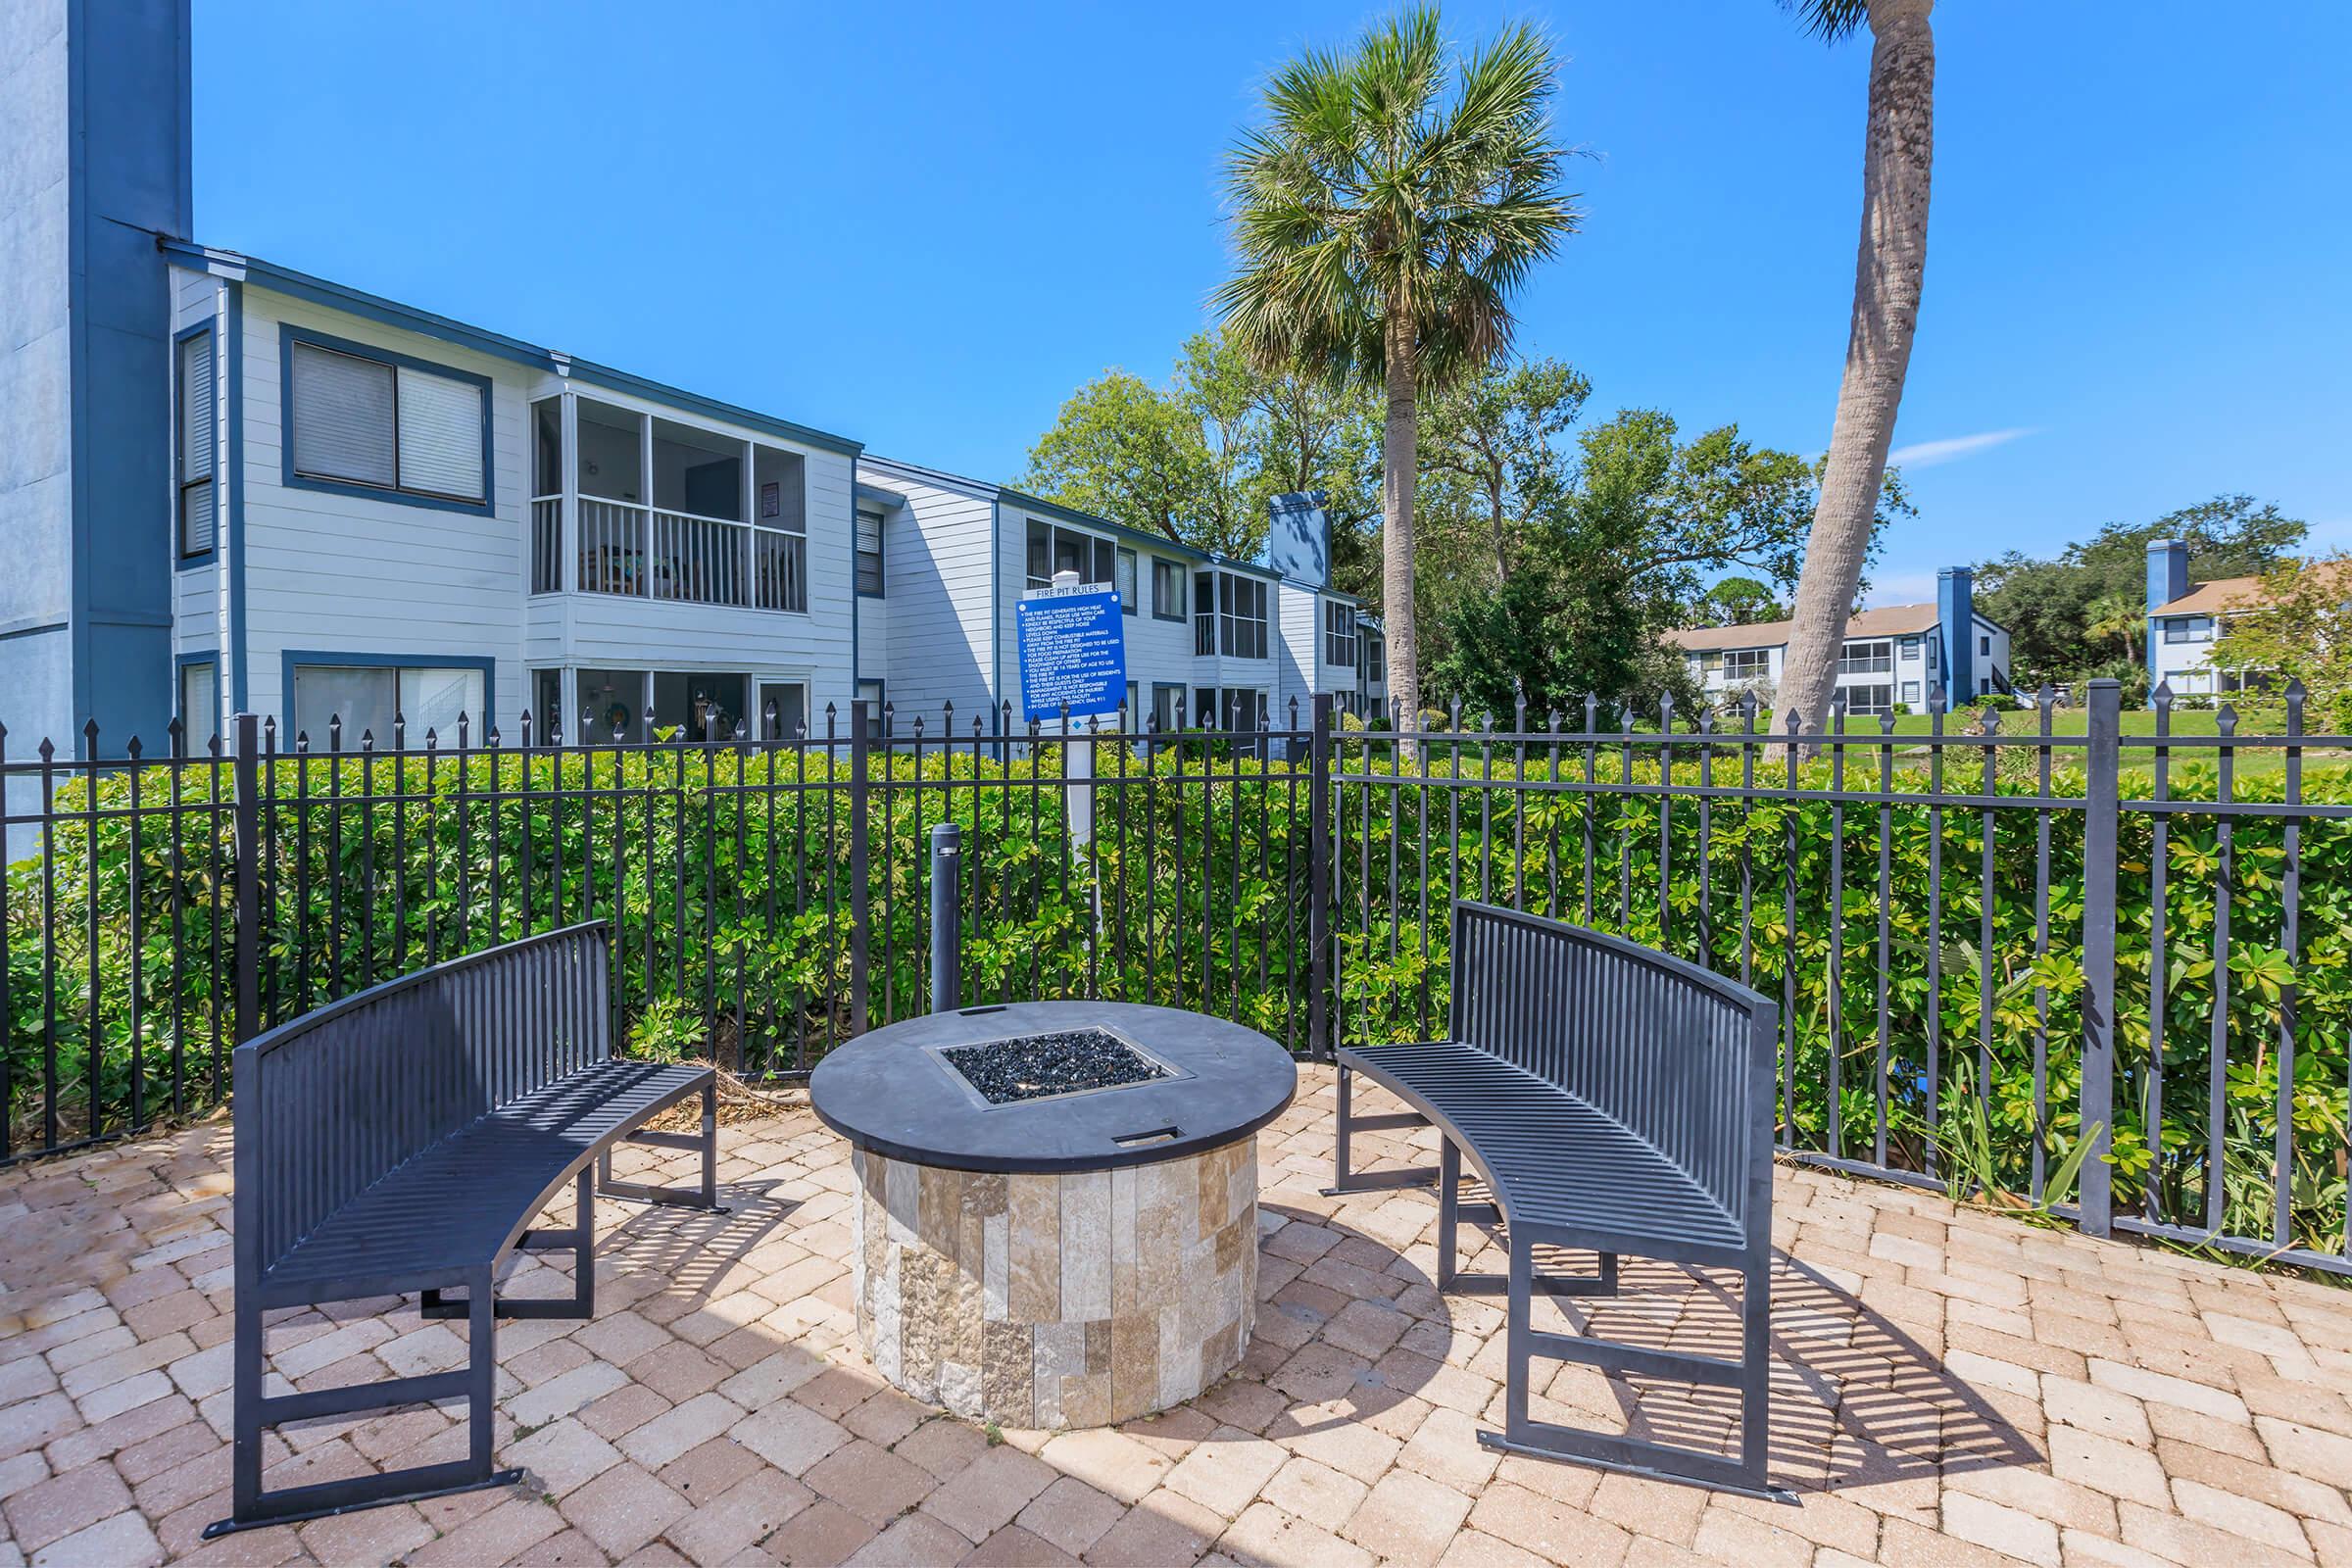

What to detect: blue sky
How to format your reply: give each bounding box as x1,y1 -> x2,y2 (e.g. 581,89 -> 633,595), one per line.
193,2 -> 2352,607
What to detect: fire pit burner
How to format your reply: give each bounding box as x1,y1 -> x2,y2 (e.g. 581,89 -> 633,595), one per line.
939,1027 -> 1175,1105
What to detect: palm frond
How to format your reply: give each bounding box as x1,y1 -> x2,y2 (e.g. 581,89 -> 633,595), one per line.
1215,6 -> 1579,390
1780,0 -> 1870,43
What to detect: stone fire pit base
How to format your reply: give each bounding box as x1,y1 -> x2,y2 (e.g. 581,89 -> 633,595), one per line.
851,1137 -> 1258,1429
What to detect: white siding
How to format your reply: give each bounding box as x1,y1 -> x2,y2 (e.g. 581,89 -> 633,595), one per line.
866,463 -> 996,725
167,266 -> 224,727
235,287 -> 528,736
1124,543 -> 1200,719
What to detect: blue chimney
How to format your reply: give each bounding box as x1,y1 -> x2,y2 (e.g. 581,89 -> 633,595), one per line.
2145,538 -> 2187,673
1937,567 -> 1975,705
1262,492 -> 1331,588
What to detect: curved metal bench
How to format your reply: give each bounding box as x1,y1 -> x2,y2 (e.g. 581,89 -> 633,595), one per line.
212,923 -> 719,1537
1332,902 -> 1782,1498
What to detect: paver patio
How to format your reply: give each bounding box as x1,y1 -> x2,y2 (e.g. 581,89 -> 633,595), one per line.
5,1064 -> 2351,1568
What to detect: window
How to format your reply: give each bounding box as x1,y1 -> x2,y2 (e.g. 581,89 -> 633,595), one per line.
755,447 -> 808,612
1190,688 -> 1269,751
176,329 -> 215,557
1901,680 -> 1922,705
1324,602 -> 1356,668
1197,571 -> 1268,659
760,681 -> 808,740
1979,633 -> 1990,657
1151,684 -> 1183,732
291,662 -> 487,746
653,671 -> 747,740
1899,636 -> 1920,661
1927,638 -> 1939,668
1837,639 -> 1892,675
1844,684 -> 1893,718
178,661 -> 217,743
1724,649 -> 1770,682
287,337 -> 487,506
1152,558 -> 1187,620
1026,519 -> 1114,591
857,679 -> 886,740
1116,548 -> 1138,615
533,668 -> 562,742
856,505 -> 885,597
580,667 -> 648,741
2164,615 -> 2214,644
1124,681 -> 1139,722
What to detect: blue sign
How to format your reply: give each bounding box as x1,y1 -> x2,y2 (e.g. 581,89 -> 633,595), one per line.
1016,586 -> 1128,721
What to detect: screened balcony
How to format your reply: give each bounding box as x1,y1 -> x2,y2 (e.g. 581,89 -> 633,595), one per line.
530,394 -> 808,612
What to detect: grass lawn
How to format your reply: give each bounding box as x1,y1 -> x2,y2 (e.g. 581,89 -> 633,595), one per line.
1816,708 -> 2330,779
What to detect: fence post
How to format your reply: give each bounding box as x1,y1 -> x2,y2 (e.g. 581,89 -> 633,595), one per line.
1307,694 -> 1333,1062
849,699 -> 870,1036
2077,678 -> 2120,1237
232,712 -> 261,1045
930,821 -> 961,1013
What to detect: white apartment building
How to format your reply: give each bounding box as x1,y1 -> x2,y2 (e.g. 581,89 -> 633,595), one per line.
1667,568 -> 2012,716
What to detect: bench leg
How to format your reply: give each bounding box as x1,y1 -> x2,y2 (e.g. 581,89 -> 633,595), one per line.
597,1085 -> 726,1210
1431,1143 -> 1616,1299
1472,1231 -> 1790,1503
422,1169 -> 597,1322
205,1280 -> 522,1538
1323,1063 -> 1440,1196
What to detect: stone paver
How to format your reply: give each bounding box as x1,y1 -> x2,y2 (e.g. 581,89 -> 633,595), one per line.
4,1066 -> 2350,1567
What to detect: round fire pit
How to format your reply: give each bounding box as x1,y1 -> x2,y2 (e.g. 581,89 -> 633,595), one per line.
809,1000 -> 1296,1430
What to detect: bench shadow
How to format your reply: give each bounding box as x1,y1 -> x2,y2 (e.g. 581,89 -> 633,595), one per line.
497,1179 -> 798,1306
1262,1181 -> 2040,1496
1481,1223 -> 2042,1494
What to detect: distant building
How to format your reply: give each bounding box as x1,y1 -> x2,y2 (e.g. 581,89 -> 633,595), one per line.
2143,538 -> 2278,697
1666,568 -> 2012,716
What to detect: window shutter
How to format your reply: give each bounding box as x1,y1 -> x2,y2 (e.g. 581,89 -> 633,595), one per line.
179,332 -> 213,481
396,368 -> 485,501
292,345 -> 396,486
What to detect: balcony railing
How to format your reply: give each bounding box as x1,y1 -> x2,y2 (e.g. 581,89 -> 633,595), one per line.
532,495 -> 807,612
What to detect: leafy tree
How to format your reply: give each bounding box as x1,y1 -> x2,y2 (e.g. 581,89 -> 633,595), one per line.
1694,576 -> 1788,627
1018,370 -> 1209,546
1418,359 -> 1590,585
1775,0 -> 1936,737
1218,6 -> 1580,742
1014,331 -> 1380,565
1424,406 -> 1898,718
1976,495 -> 2308,686
2208,556 -> 2352,728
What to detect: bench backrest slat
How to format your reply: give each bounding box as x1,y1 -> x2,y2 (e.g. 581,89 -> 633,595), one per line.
1449,903 -> 1774,1231
234,924 -> 612,1274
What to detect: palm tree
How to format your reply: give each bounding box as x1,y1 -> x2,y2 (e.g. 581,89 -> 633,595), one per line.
1216,7 -> 1577,740
1774,0 -> 1936,737
2086,591 -> 2144,664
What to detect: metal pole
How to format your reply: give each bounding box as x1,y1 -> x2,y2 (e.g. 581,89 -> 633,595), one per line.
848,699 -> 870,1035
232,712 -> 261,1045
931,821 -> 961,1013
2077,677 -> 2120,1236
1307,693 -> 1333,1061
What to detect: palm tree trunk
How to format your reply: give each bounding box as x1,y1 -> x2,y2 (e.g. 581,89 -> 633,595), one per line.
1777,0 -> 1935,739
1382,310 -> 1421,749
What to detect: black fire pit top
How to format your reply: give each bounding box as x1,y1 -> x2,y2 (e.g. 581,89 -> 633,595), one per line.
809,1001 -> 1297,1173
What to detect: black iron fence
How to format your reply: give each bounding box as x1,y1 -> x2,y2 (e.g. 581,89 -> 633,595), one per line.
3,680 -> 2346,1278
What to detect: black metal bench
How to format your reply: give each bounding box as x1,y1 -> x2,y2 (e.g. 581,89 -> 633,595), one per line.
212,923 -> 720,1537
1331,902 -> 1782,1498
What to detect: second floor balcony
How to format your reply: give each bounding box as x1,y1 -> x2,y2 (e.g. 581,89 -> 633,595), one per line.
530,392 -> 808,612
